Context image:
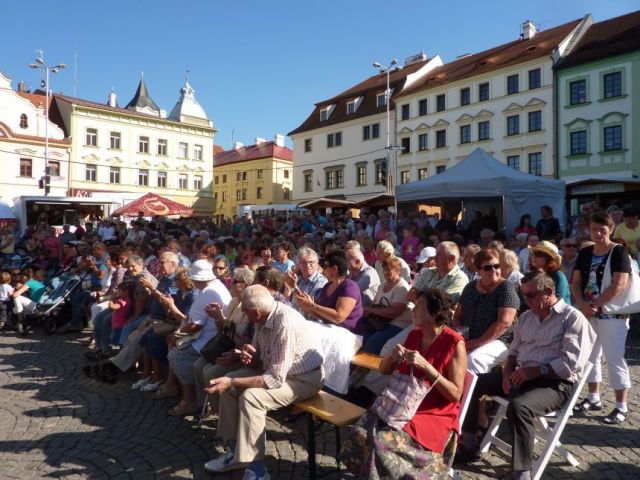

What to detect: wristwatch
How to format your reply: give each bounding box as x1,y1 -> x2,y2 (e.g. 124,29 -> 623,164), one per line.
539,364 -> 549,377
229,377 -> 237,393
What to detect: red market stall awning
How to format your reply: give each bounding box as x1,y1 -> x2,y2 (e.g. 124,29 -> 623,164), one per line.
111,193 -> 193,217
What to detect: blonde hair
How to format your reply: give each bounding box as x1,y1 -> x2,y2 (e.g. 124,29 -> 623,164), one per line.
500,249 -> 520,276
174,267 -> 195,290
0,272 -> 10,284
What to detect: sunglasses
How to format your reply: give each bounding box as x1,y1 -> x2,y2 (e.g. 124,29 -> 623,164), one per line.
213,266 -> 227,270
481,264 -> 501,272
523,291 -> 541,300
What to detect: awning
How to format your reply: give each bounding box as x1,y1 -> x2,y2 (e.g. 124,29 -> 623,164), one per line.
298,197 -> 356,209
355,193 -> 395,208
111,193 -> 193,217
0,200 -> 17,222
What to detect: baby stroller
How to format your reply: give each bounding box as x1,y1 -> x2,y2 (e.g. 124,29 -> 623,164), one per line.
22,268 -> 90,335
2,248 -> 35,271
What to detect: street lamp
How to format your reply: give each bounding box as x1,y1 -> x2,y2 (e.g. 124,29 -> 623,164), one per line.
373,58 -> 402,213
30,50 -> 65,196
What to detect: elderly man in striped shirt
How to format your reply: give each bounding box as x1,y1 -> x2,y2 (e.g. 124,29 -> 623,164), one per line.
203,284 -> 324,480
457,270 -> 596,480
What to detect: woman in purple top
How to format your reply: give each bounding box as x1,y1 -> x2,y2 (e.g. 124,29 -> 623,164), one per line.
295,250 -> 364,335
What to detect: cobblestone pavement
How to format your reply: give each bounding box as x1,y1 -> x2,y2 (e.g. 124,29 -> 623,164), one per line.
1,325 -> 639,479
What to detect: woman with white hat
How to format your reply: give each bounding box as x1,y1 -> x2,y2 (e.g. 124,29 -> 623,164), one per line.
529,240 -> 571,304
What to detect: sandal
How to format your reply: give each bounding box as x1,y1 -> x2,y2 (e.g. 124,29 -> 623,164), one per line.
603,408 -> 628,424
168,400 -> 199,416
573,397 -> 602,413
152,385 -> 180,399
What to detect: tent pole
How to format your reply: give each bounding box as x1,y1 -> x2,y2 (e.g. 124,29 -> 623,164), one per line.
460,199 -> 465,235
502,195 -> 507,237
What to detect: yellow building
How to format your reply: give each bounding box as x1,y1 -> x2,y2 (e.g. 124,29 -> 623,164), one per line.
50,77 -> 216,215
213,136 -> 293,220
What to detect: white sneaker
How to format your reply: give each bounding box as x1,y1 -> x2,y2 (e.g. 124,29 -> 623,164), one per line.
140,379 -> 164,392
204,450 -> 249,473
242,469 -> 270,480
131,377 -> 150,390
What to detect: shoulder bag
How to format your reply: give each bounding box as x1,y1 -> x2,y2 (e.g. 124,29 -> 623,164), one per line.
601,244 -> 640,315
200,320 -> 236,363
364,297 -> 392,331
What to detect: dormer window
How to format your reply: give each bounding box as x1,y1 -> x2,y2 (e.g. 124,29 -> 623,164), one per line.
347,101 -> 356,115
320,106 -> 334,121
20,114 -> 28,129
376,93 -> 386,108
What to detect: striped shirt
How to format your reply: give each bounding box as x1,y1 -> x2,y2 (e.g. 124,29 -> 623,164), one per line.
253,301 -> 324,389
508,299 -> 596,383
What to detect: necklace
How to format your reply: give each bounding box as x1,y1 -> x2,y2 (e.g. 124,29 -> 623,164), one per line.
420,325 -> 444,351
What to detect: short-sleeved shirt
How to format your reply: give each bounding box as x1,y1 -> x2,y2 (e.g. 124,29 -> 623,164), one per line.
372,277 -> 412,329
111,297 -> 132,329
551,270 -> 571,305
149,273 -> 178,319
273,259 -> 295,274
613,223 -> 640,257
350,263 -> 381,307
189,279 -> 232,353
133,269 -> 158,315
459,279 -> 520,345
316,278 -> 364,334
26,279 -> 46,302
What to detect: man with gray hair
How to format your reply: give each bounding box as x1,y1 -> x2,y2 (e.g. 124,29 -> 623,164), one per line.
204,285 -> 324,479
375,240 -> 410,284
283,247 -> 327,314
345,244 -> 380,307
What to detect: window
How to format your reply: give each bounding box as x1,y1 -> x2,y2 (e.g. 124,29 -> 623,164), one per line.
356,164 -> 367,186
236,189 -> 242,201
459,125 -> 471,144
109,166 -> 120,184
603,72 -> 622,99
257,187 -> 263,199
157,139 -> 167,156
372,123 -> 379,138
363,125 -> 370,140
460,87 -> 470,106
325,169 -> 344,189
569,79 -> 586,105
48,161 -> 60,177
478,121 -> 490,141
20,113 -> 28,129
236,172 -> 242,181
528,68 -> 541,89
347,101 -> 356,115
418,168 -> 428,180
418,133 -> 428,151
436,94 -> 446,112
214,176 -> 219,185
507,74 -> 519,95
178,142 -> 188,159
222,191 -> 228,202
604,125 -> 622,151
157,171 -> 167,188
138,169 -> 149,186
327,132 -> 342,148
139,136 -> 149,153
507,155 -> 520,170
85,164 -> 97,182
284,169 -> 290,179
222,174 -> 227,183
19,158 -> 32,177
257,169 -> 263,179
110,131 -> 121,149
320,107 -> 331,121
570,131 -> 587,155
507,115 -> 520,136
194,175 -> 202,190
376,93 -> 386,107
436,129 -> 447,148
436,165 -> 446,174
400,137 -> 411,154
304,172 -> 313,192
85,128 -> 97,146
304,139 -> 312,152
375,161 -> 386,185
418,99 -> 428,116
478,82 -> 489,102
528,152 -> 542,176
283,188 -> 290,200
400,171 -> 410,184
336,169 -> 344,188
193,144 -> 203,161
401,104 -> 410,120
528,111 -> 542,132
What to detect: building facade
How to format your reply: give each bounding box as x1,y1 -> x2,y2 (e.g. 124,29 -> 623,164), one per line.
50,77 -> 216,215
289,54 -> 442,204
213,136 -> 293,219
0,71 -> 70,200
394,17 -> 591,184
556,10 -> 640,206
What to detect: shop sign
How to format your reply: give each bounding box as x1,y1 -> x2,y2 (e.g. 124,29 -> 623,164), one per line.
571,183 -> 625,195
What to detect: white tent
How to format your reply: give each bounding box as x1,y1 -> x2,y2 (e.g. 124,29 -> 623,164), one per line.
0,199 -> 17,223
395,148 -> 566,235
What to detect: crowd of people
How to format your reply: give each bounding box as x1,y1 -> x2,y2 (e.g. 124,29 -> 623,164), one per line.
0,202 -> 638,480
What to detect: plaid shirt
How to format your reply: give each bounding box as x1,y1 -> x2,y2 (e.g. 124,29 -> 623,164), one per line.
253,301 -> 324,389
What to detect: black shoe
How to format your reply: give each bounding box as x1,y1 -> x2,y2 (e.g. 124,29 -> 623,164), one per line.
603,408 -> 628,425
453,444 -> 481,464
573,397 -> 602,413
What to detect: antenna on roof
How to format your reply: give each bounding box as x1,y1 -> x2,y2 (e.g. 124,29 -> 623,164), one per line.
185,69 -> 189,83
73,48 -> 78,97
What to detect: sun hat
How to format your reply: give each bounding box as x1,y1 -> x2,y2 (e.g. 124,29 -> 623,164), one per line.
188,259 -> 216,282
529,240 -> 562,265
415,246 -> 437,264
515,232 -> 529,242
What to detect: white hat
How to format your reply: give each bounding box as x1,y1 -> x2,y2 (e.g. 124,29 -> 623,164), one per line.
188,259 -> 216,282
324,232 -> 336,239
415,246 -> 437,264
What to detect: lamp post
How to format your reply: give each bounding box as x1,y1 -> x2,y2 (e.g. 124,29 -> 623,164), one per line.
30,50 -> 65,196
373,59 -> 403,214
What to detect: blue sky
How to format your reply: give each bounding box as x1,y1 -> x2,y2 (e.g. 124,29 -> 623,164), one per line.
2,0 -> 638,149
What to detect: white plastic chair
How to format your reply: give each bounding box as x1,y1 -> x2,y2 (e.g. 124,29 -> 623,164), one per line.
479,361 -> 593,480
448,369 -> 478,479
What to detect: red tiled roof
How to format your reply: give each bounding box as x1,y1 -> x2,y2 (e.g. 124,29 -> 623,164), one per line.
18,91 -> 53,109
556,11 -> 640,69
213,145 -> 225,155
215,141 -> 293,166
288,59 -> 429,136
398,19 -> 582,98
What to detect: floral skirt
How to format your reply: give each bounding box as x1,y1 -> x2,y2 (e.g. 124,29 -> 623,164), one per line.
338,411 -> 451,480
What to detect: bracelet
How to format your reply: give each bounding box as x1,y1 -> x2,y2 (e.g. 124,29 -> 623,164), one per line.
432,372 -> 441,386
229,377 -> 236,392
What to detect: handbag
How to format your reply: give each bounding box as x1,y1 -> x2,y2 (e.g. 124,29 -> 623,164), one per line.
152,318 -> 177,337
200,321 -> 235,363
174,322 -> 203,349
364,297 -> 392,331
371,366 -> 440,430
601,244 -> 640,315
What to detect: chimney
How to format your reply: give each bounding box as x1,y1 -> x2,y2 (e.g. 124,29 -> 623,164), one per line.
233,141 -> 244,150
17,81 -> 26,93
108,89 -> 117,107
255,137 -> 267,145
521,20 -> 537,40
274,134 -> 285,147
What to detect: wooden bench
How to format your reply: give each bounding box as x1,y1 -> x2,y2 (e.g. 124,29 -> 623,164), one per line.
294,390 -> 366,479
350,351 -> 383,371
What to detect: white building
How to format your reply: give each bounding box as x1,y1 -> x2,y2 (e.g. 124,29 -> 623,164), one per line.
394,17 -> 591,183
289,53 -> 442,204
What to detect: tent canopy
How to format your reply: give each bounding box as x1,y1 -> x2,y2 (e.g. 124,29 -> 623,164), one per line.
112,193 -> 192,217
395,148 -> 566,234
298,198 -> 356,209
0,200 -> 17,222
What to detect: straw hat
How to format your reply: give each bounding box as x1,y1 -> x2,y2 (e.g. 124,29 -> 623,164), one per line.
529,240 -> 561,265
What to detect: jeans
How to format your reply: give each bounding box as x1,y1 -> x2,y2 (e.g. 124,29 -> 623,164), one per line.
362,324 -> 403,355
93,308 -> 113,352
70,289 -> 95,327
119,314 -> 147,344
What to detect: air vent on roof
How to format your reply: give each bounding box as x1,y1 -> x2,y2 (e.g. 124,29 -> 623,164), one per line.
457,53 -> 471,59
404,52 -> 428,66
525,46 -> 537,52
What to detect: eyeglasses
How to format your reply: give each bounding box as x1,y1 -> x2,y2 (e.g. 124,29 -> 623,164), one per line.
233,279 -> 245,284
299,260 -> 317,265
523,291 -> 541,301
481,264 -> 501,272
213,266 -> 227,271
